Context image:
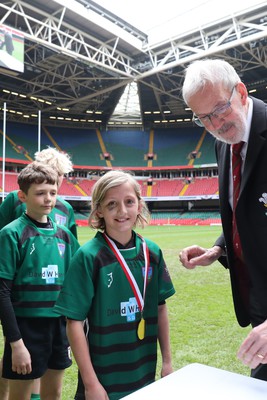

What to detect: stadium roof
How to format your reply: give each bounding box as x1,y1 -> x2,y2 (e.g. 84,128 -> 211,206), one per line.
0,0 -> 267,129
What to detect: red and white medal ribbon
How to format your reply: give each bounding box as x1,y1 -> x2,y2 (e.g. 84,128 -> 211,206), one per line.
103,233 -> 149,339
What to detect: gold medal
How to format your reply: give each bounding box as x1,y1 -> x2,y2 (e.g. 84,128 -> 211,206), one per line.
137,317 -> 145,340
103,234 -> 149,342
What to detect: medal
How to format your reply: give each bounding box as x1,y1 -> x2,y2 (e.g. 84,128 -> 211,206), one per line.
137,317 -> 146,340
103,233 -> 149,341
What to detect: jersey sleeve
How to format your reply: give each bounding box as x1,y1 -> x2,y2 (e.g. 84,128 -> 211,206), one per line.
0,225 -> 20,279
0,191 -> 22,230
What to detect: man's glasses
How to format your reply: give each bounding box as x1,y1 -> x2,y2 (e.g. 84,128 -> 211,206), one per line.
192,86 -> 236,128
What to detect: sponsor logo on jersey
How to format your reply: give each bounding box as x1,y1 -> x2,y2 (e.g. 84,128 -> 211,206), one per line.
120,297 -> 140,322
42,264 -> 59,284
55,213 -> 67,226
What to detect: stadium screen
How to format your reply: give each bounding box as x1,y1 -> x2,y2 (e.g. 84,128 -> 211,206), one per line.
0,25 -> 24,75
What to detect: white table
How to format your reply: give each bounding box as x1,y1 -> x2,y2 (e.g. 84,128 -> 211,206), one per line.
121,363 -> 267,399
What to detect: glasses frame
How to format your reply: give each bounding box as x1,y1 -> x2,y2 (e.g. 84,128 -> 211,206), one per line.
192,86 -> 236,128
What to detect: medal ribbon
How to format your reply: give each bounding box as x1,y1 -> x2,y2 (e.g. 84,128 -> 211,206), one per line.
103,233 -> 149,313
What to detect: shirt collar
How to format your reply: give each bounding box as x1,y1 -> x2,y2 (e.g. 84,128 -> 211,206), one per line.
242,97 -> 253,144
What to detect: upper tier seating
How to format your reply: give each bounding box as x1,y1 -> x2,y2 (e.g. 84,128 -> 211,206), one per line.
0,122 -> 217,167
152,127 -> 216,166
100,130 -> 149,167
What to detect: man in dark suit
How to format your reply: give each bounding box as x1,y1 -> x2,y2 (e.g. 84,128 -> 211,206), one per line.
179,58 -> 267,381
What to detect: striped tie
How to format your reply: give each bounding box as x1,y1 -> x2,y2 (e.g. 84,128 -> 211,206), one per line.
232,141 -> 244,259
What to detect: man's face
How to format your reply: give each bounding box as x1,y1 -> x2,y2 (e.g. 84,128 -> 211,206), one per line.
188,82 -> 248,144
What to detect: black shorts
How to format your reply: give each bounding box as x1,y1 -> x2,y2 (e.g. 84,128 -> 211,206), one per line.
2,316 -> 72,380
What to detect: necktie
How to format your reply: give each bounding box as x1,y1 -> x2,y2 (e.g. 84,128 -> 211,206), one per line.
231,141 -> 249,308
232,141 -> 244,259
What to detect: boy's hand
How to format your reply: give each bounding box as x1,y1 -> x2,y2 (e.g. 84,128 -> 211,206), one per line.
161,361 -> 173,378
84,382 -> 109,399
10,339 -> 32,375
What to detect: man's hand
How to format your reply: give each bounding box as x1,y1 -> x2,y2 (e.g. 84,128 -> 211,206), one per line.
237,321 -> 267,369
179,245 -> 223,269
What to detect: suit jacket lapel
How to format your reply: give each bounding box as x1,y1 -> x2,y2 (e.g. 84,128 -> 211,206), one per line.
217,142 -> 230,208
240,97 -> 267,194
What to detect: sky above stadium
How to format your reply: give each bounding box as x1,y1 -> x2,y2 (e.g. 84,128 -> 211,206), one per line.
95,0 -> 265,44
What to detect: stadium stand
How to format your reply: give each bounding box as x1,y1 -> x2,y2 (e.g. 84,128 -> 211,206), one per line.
101,129 -> 150,167
0,122 -> 220,226
43,126 -> 105,167
0,122 -> 54,160
152,127 -> 216,166
150,211 -> 221,226
77,179 -> 95,196
181,177 -> 218,196
0,123 -> 217,168
58,179 -> 86,197
150,179 -> 185,197
0,172 -> 18,192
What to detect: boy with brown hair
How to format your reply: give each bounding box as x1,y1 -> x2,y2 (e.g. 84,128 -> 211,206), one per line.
0,162 -> 79,400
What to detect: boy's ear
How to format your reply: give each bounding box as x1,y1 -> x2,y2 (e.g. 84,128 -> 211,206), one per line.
18,190 -> 27,203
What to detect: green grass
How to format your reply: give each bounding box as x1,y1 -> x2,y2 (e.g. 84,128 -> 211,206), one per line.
0,225 -> 251,399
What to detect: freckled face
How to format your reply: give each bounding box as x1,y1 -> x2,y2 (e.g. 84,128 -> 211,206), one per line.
97,182 -> 141,244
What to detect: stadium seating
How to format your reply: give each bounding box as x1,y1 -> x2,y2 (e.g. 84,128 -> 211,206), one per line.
150,211 -> 221,226
0,172 -> 18,192
0,122 -> 220,226
181,177 -> 218,196
0,122 -> 217,167
150,179 -> 184,196
101,130 -> 149,167
152,127 -> 216,166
